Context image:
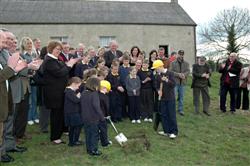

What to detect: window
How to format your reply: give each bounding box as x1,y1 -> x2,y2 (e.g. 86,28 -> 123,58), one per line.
99,36 -> 116,48
50,36 -> 69,42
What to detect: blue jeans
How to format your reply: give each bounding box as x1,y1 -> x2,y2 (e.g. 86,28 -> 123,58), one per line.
28,86 -> 38,121
160,100 -> 178,135
175,85 -> 185,113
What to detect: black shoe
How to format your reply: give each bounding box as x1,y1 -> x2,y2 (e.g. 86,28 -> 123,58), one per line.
1,154 -> 14,162
88,150 -> 102,156
221,110 -> 226,113
203,111 -> 211,116
7,146 -> 27,153
179,112 -> 184,116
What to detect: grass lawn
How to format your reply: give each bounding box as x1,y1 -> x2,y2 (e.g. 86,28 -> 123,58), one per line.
8,73 -> 250,166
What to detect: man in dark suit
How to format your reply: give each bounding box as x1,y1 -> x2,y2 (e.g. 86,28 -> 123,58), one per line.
104,40 -> 123,68
59,42 -> 70,62
219,52 -> 242,113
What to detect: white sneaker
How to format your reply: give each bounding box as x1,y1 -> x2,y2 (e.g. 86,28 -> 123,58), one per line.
158,131 -> 168,136
144,118 -> 148,122
169,134 -> 177,139
108,140 -> 113,145
137,120 -> 141,124
34,119 -> 39,124
148,118 -> 153,123
28,121 -> 34,125
131,120 -> 136,123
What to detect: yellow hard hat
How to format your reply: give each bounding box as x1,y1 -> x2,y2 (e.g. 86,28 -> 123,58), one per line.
100,80 -> 111,92
151,60 -> 164,69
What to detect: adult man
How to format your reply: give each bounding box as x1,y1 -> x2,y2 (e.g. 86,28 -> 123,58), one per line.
219,52 -> 242,113
75,43 -> 85,58
157,47 -> 170,69
59,42 -> 70,62
169,50 -> 190,116
191,56 -> 211,116
33,38 -> 41,57
0,30 -> 30,155
0,30 -> 27,163
104,40 -> 123,68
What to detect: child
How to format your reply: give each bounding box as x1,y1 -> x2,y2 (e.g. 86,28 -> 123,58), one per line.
119,54 -> 131,118
125,66 -> 141,123
99,80 -> 112,147
107,62 -> 124,122
152,60 -> 178,139
137,59 -> 154,122
96,58 -> 105,72
74,54 -> 91,79
64,77 -> 83,146
80,77 -> 104,156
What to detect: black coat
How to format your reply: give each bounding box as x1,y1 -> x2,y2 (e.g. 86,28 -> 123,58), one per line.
43,55 -> 71,109
104,50 -> 123,68
219,59 -> 242,88
80,90 -> 104,124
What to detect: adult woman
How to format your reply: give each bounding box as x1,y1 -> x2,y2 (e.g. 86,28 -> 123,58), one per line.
20,37 -> 39,126
130,46 -> 141,66
97,47 -> 106,60
43,41 -> 78,144
149,49 -> 158,69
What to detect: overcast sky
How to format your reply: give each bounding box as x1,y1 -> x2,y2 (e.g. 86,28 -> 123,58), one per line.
106,0 -> 250,25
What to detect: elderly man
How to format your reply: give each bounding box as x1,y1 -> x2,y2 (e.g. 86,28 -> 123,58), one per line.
191,56 -> 211,116
219,52 -> 242,113
169,50 -> 190,116
104,40 -> 123,68
0,30 -> 27,163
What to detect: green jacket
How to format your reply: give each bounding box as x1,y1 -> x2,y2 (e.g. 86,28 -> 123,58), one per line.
0,66 -> 15,122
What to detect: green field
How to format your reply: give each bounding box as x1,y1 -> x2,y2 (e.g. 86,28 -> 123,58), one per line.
8,73 -> 250,166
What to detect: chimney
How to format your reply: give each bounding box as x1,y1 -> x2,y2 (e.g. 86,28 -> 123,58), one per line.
171,0 -> 178,3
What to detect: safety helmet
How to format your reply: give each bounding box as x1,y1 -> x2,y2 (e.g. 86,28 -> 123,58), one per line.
151,60 -> 164,69
100,80 -> 111,92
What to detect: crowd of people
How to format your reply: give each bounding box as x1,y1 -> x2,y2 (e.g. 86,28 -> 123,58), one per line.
0,28 -> 249,162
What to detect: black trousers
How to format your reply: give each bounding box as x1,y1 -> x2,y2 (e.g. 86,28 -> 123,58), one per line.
50,108 -> 64,141
14,93 -> 29,139
98,120 -> 109,146
220,85 -> 238,112
128,96 -> 140,120
236,87 -> 249,110
140,88 -> 154,119
68,125 -> 81,145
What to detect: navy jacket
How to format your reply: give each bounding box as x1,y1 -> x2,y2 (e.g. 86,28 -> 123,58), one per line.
64,88 -> 80,114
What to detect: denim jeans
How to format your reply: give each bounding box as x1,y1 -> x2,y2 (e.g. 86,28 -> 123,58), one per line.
160,100 -> 178,135
28,86 -> 38,121
175,85 -> 185,113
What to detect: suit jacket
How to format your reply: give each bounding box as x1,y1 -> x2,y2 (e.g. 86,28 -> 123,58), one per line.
0,50 -> 30,104
169,59 -> 190,85
104,50 -> 123,68
0,66 -> 15,122
43,55 -> 71,109
219,59 -> 242,88
58,52 -> 69,62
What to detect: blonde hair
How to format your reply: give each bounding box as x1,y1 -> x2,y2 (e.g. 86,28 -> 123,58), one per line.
20,37 -> 35,54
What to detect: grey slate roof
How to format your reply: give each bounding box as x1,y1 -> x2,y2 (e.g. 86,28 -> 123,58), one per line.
0,0 -> 196,26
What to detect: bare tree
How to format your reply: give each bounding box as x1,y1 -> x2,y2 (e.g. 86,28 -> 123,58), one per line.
199,7 -> 250,54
